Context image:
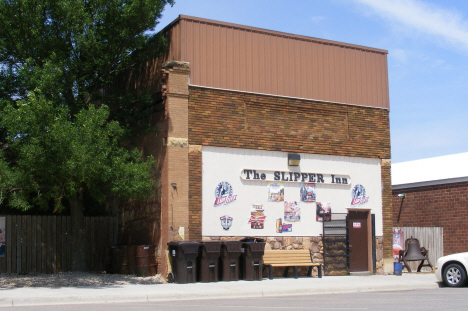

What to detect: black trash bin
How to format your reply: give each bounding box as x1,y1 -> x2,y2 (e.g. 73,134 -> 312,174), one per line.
167,241 -> 200,284
198,241 -> 221,282
240,237 -> 266,281
220,241 -> 242,281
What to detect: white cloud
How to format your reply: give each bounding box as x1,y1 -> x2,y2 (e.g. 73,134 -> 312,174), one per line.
390,48 -> 450,71
353,0 -> 468,51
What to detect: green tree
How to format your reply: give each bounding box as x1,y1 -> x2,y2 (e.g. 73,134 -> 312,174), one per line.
1,92 -> 156,269
0,0 -> 173,126
0,0 -> 173,271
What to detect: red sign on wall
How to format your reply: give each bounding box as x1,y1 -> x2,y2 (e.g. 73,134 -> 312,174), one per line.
353,222 -> 361,228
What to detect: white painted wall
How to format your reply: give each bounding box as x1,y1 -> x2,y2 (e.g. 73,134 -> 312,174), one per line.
202,146 -> 383,237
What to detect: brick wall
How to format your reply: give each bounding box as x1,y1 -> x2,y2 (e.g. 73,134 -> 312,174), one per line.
381,160 -> 392,259
119,102 -> 166,247
188,146 -> 202,241
188,87 -> 390,158
121,61 -> 192,276
188,86 -> 392,262
121,68 -> 392,275
159,63 -> 190,275
392,181 -> 468,256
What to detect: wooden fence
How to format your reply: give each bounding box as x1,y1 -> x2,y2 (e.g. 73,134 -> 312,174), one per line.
393,226 -> 443,272
0,215 -> 118,274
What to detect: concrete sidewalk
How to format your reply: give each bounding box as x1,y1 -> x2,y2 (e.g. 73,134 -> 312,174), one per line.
0,273 -> 439,307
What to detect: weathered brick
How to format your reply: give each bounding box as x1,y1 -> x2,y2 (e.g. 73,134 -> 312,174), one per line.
392,181 -> 468,256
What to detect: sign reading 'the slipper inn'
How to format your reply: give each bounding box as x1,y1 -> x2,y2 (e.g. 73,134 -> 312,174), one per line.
240,169 -> 350,185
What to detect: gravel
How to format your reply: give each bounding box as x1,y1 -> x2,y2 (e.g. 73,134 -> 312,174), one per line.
0,272 -> 167,288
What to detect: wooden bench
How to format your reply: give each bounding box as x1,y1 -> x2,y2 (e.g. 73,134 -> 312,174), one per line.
263,250 -> 322,279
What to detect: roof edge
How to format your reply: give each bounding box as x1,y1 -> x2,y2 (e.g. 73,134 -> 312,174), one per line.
175,15 -> 388,55
160,15 -> 182,33
392,176 -> 468,190
190,84 -> 389,111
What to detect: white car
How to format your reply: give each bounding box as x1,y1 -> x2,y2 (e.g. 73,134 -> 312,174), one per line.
435,252 -> 468,287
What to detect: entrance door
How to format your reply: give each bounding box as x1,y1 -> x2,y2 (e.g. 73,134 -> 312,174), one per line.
348,210 -> 369,272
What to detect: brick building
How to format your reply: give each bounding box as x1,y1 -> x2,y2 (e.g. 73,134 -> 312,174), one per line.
392,153 -> 468,257
120,15 -> 393,277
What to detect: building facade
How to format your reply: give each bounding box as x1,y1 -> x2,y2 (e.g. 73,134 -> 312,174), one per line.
392,153 -> 468,257
119,15 -> 393,277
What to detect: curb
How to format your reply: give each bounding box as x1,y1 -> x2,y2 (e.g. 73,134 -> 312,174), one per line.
0,274 -> 439,307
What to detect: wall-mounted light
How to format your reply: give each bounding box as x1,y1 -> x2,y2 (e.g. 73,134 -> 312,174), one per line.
397,193 -> 406,222
171,183 -> 177,190
288,153 -> 301,166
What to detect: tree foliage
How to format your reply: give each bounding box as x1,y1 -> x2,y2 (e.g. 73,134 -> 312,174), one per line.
1,91 -> 155,212
1,0 -> 172,109
0,0 -> 173,270
0,0 -> 173,207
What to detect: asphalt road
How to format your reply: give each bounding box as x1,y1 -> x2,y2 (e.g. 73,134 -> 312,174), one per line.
2,288 -> 465,311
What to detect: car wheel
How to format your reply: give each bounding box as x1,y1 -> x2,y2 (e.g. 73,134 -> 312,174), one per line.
443,263 -> 467,287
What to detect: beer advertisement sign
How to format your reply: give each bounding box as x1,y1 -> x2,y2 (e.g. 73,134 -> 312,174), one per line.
300,183 -> 316,202
248,204 -> 266,229
284,201 -> 300,222
268,181 -> 284,202
316,202 -> 331,222
350,184 -> 369,207
214,181 -> 237,207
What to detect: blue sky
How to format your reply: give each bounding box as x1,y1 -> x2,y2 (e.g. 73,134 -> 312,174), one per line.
155,0 -> 468,163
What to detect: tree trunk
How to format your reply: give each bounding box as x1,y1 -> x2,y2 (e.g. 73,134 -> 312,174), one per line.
69,192 -> 86,271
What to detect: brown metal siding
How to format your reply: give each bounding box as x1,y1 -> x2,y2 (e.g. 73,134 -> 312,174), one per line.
165,20 -> 182,62
166,16 -> 389,109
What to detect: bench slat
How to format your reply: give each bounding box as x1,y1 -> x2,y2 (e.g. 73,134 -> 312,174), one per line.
266,263 -> 313,266
268,263 -> 320,267
264,254 -> 310,256
263,258 -> 312,262
264,259 -> 312,264
265,255 -> 311,257
264,251 -> 310,254
264,256 -> 313,259
263,254 -> 311,258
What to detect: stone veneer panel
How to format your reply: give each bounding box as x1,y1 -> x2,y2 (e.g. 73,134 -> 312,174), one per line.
203,236 -> 385,276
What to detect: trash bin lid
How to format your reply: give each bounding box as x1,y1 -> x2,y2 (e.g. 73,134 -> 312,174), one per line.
200,241 -> 221,253
167,241 -> 178,247
221,241 -> 242,252
179,241 -> 200,254
242,242 -> 266,252
167,241 -> 200,254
